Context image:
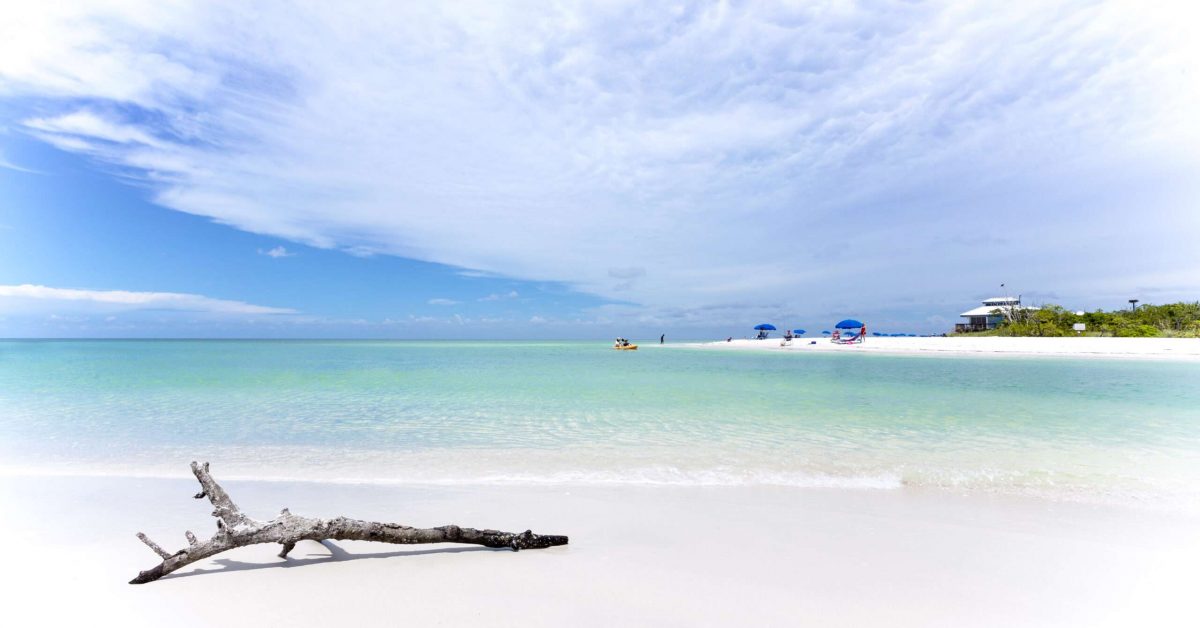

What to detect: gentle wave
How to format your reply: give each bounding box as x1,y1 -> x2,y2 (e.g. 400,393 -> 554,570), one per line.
0,462 -> 904,490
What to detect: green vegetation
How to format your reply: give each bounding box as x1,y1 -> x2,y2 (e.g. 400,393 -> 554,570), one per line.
961,302 -> 1200,338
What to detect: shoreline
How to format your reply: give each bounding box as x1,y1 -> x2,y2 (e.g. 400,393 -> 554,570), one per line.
677,336 -> 1200,361
0,465 -> 1191,516
3,475 -> 1196,626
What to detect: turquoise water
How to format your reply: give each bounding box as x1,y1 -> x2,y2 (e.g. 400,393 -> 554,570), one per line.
1,340 -> 1198,510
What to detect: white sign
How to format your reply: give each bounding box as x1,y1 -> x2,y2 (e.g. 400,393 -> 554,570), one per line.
1073,323 -> 1086,331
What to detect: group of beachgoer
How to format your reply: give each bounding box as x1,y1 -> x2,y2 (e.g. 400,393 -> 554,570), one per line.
611,334 -> 663,347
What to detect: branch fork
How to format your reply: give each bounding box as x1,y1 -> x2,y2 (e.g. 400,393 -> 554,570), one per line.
130,462 -> 568,584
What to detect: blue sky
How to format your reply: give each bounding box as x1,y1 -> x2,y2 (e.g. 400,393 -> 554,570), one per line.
0,134 -> 607,337
1,1 -> 1199,338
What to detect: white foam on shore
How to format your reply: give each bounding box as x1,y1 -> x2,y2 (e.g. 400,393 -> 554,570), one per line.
4,460 -> 1195,514
0,463 -> 904,490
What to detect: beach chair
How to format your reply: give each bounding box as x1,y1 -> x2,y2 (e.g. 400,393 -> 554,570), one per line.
836,332 -> 862,344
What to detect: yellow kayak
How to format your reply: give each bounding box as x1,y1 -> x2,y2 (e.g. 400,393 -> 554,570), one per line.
614,344 -> 638,350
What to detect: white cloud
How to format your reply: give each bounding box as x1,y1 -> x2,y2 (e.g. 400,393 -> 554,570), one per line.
25,110 -> 164,146
427,298 -> 459,306
2,1 -> 1199,327
0,284 -> 295,315
258,245 -> 294,258
0,149 -> 41,174
479,290 -> 519,302
456,270 -> 498,279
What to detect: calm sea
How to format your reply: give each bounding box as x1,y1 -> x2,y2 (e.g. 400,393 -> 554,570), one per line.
1,340 -> 1197,511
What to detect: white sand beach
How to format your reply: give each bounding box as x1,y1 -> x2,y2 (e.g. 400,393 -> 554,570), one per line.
2,474 -> 1197,627
685,336 -> 1200,360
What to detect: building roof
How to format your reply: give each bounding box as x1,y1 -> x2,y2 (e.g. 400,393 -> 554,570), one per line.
960,304 -> 1037,317
981,297 -> 1020,305
960,305 -> 1008,317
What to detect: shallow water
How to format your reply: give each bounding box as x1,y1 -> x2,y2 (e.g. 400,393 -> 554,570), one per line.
1,340 -> 1197,510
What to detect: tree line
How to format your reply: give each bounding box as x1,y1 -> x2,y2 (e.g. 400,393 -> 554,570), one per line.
963,302 -> 1200,337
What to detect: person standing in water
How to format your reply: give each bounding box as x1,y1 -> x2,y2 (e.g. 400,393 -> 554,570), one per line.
660,334 -> 665,344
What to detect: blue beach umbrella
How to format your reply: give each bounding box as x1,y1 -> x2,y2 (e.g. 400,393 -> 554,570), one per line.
822,330 -> 831,335
792,329 -> 806,335
753,324 -> 777,331
835,319 -> 864,329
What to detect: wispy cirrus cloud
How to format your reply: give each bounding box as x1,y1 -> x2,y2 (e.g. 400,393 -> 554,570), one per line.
2,1 -> 1199,328
0,149 -> 42,174
0,284 -> 295,315
24,110 -> 164,147
258,245 -> 294,258
427,298 -> 459,306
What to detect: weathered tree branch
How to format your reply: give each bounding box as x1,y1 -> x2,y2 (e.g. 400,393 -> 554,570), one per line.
136,532 -> 172,560
130,461 -> 568,584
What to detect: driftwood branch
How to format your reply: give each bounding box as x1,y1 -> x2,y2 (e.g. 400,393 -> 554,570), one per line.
136,533 -> 172,560
130,461 -> 568,584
